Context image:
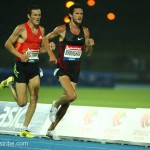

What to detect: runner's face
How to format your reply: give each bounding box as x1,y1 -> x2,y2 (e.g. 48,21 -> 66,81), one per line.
72,8 -> 83,25
29,9 -> 41,25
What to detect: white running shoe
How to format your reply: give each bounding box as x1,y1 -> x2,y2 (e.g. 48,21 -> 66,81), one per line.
49,101 -> 58,123
46,130 -> 61,140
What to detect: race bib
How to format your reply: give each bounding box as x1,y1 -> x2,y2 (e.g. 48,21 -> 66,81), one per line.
26,48 -> 39,63
64,45 -> 82,61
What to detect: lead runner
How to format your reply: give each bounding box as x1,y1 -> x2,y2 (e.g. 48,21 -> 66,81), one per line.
43,3 -> 95,140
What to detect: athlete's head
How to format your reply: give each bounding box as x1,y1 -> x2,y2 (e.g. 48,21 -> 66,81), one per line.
69,3 -> 84,25
27,5 -> 41,16
27,5 -> 41,26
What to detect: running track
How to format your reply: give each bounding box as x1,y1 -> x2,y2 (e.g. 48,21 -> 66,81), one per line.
0,134 -> 150,150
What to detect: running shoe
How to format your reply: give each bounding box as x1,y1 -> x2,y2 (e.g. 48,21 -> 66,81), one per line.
0,76 -> 14,89
49,101 -> 58,122
20,130 -> 35,138
46,130 -> 61,140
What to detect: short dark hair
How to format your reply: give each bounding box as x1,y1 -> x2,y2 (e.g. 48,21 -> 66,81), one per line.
69,3 -> 83,15
27,5 -> 41,16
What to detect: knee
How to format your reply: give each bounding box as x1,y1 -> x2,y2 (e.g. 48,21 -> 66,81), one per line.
68,92 -> 77,102
17,101 -> 27,107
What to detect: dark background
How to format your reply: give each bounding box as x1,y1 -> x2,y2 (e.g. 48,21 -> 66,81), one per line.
0,0 -> 150,84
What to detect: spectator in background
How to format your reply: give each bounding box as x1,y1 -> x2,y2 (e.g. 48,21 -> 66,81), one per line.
43,3 -> 94,140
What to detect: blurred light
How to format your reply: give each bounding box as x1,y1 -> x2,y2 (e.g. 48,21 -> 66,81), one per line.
107,12 -> 116,21
64,16 -> 70,23
66,1 -> 75,8
87,0 -> 96,7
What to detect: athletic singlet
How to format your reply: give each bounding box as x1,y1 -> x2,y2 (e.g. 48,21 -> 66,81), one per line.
58,23 -> 85,72
15,22 -> 42,62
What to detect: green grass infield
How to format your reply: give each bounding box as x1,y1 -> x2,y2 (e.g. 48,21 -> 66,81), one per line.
0,86 -> 150,108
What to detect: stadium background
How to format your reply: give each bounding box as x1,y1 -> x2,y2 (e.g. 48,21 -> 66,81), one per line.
0,2 -> 150,149
0,0 -> 150,108
0,0 -> 150,86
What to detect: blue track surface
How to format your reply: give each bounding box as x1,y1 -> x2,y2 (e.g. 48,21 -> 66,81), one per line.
0,134 -> 150,150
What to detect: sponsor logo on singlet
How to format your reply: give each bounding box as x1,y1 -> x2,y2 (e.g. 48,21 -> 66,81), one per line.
77,37 -> 83,40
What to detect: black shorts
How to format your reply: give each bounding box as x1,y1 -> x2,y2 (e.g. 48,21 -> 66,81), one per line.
13,60 -> 40,83
54,68 -> 80,83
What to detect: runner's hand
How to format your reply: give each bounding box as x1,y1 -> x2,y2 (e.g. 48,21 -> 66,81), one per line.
49,42 -> 56,50
20,54 -> 29,62
49,53 -> 57,64
85,38 -> 95,47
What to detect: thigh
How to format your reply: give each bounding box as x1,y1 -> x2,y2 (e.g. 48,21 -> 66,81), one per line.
16,83 -> 28,103
59,75 -> 77,96
28,75 -> 40,97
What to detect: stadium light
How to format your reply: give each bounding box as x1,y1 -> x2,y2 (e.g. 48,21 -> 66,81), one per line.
107,12 -> 116,21
64,16 -> 70,23
66,1 -> 75,8
87,0 -> 96,7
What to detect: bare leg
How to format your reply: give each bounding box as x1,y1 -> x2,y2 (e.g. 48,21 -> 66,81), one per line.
24,76 -> 40,127
48,75 -> 77,131
53,76 -> 77,109
15,83 -> 28,107
23,102 -> 37,127
9,83 -> 18,101
48,103 -> 69,130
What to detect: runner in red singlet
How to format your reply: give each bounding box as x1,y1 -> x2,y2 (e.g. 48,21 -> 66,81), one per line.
43,3 -> 95,140
0,5 -> 57,138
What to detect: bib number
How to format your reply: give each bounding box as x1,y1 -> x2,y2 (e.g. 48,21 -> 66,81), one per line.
26,48 -> 39,63
63,45 -> 82,61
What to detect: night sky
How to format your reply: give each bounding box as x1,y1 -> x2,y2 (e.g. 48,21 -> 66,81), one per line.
0,0 -> 150,72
